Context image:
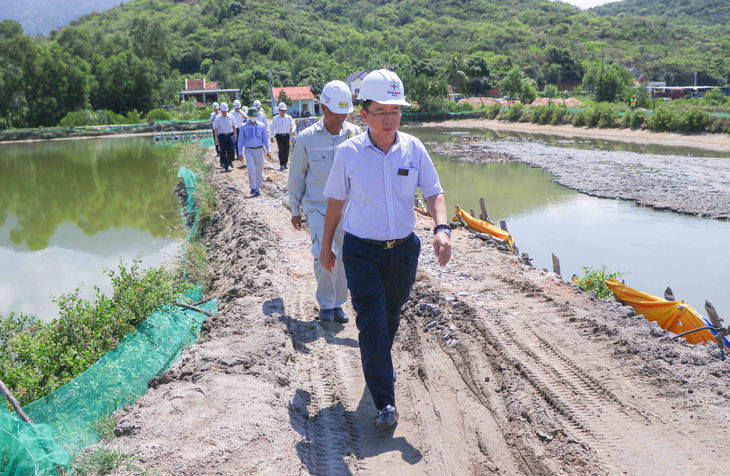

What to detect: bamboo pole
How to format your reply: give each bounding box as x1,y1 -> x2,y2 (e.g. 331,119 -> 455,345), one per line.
0,378 -> 32,423
177,302 -> 214,317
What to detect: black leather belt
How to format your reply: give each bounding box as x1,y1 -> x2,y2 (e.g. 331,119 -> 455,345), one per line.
247,146 -> 262,149
348,233 -> 410,249
218,132 -> 233,136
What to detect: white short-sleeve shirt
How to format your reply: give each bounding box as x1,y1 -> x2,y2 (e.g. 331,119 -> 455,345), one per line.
324,130 -> 443,241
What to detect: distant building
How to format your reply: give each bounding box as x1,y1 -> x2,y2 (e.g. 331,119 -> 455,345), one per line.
345,70 -> 369,98
272,86 -> 318,117
629,67 -> 648,85
179,78 -> 240,104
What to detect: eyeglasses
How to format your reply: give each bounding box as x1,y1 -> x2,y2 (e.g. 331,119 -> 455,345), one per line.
365,109 -> 402,120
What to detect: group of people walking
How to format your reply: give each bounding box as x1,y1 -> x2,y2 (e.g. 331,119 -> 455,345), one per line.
215,71 -> 452,430
211,99 -> 298,195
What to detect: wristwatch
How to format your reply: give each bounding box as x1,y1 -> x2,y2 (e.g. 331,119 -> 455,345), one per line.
434,224 -> 452,237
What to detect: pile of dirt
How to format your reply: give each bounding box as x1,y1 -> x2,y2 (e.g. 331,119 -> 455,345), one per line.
529,98 -> 584,108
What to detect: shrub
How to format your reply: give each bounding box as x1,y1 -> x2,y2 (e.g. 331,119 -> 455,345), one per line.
702,89 -> 728,106
506,104 -> 524,122
676,108 -> 708,132
144,108 -> 173,122
124,110 -> 142,124
0,260 -> 191,406
573,107 -> 599,127
531,104 -> 554,125
629,110 -> 646,128
59,110 -> 90,127
573,263 -> 625,299
484,103 -> 501,120
596,102 -> 619,128
646,107 -> 675,132
550,105 -> 568,125
58,109 -> 126,127
707,116 -> 730,134
619,112 -> 631,128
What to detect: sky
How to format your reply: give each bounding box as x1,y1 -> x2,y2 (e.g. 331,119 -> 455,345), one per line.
555,0 -> 619,8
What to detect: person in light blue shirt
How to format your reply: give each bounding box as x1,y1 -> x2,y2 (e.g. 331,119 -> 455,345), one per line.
238,107 -> 271,196
320,70 -> 452,430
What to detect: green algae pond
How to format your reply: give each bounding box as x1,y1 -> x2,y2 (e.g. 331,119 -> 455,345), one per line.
0,137 -> 182,321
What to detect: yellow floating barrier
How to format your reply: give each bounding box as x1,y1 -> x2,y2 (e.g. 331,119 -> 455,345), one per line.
605,279 -> 718,346
453,207 -> 514,252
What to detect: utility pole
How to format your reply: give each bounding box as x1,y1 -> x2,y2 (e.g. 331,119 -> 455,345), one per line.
694,70 -> 698,87
598,52 -> 605,98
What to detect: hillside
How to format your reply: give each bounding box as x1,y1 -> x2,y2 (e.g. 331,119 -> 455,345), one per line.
1,0 -> 729,128
593,0 -> 730,29
0,0 -> 136,36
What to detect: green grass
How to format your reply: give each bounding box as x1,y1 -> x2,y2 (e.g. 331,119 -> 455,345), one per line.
573,263 -> 626,299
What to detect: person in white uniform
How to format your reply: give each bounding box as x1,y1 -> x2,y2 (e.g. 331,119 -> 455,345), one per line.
238,106 -> 271,196
230,99 -> 247,166
212,102 -> 237,172
253,99 -> 268,132
210,102 -> 221,159
320,70 -> 451,430
270,102 -> 297,171
288,81 -> 361,322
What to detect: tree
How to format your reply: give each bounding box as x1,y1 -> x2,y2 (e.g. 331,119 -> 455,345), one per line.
582,64 -> 634,103
278,90 -> 290,106
542,84 -> 559,98
499,66 -> 536,105
444,53 -> 469,94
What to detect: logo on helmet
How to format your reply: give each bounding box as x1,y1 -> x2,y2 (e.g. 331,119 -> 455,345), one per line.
339,102 -> 348,107
388,82 -> 401,97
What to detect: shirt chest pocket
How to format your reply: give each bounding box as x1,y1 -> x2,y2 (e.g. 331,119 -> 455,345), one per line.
309,148 -> 334,172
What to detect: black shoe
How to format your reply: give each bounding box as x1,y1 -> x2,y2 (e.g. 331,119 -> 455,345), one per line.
319,309 -> 334,322
373,405 -> 399,429
333,308 -> 348,323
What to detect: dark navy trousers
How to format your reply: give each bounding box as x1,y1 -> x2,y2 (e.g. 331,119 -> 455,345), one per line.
218,133 -> 235,169
342,232 -> 420,410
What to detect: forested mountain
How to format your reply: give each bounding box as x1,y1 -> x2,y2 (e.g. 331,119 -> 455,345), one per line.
593,0 -> 730,29
1,0 -> 729,128
0,0 -> 136,36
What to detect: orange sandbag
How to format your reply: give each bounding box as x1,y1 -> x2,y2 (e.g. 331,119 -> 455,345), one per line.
453,207 -> 514,252
605,279 -> 717,345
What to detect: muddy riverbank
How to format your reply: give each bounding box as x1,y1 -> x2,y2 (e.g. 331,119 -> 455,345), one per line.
103,146 -> 730,475
428,135 -> 730,220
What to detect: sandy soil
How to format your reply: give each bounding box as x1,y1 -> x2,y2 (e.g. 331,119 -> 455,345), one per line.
420,119 -> 730,153
107,147 -> 730,475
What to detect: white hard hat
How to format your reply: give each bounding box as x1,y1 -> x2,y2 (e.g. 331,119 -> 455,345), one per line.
320,80 -> 354,114
219,102 -> 229,112
253,100 -> 262,107
356,69 -> 410,106
233,99 -> 241,108
212,102 -> 219,109
278,102 -> 287,110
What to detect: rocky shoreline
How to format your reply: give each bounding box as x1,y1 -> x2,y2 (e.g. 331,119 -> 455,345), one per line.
429,136 -> 730,220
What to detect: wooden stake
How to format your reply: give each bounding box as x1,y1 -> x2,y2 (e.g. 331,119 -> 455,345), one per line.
177,302 -> 214,317
552,253 -> 561,276
705,300 -> 724,329
500,220 -> 508,233
664,286 -> 675,301
479,197 -> 489,222
0,378 -> 32,423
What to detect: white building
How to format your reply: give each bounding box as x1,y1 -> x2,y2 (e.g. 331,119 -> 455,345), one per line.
271,86 -> 318,117
345,70 -> 369,98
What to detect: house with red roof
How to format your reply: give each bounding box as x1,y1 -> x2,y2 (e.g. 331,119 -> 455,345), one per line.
179,78 -> 241,105
271,86 -> 318,117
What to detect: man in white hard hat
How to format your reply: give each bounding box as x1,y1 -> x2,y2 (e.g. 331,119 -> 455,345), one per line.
212,102 -> 237,172
210,102 -> 221,160
288,80 -> 362,323
252,100 -> 268,132
238,106 -> 271,196
270,102 -> 296,171
231,99 -> 248,166
320,70 -> 451,430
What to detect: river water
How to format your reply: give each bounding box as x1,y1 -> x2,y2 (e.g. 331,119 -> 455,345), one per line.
0,137 -> 181,320
404,126 -> 730,317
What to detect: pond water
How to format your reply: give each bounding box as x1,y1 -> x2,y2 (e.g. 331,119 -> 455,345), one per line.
404,126 -> 730,317
0,137 -> 182,321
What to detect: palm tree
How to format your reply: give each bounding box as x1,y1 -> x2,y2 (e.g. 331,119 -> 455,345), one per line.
444,53 -> 470,95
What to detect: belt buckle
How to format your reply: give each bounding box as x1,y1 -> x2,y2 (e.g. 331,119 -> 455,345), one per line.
385,240 -> 396,249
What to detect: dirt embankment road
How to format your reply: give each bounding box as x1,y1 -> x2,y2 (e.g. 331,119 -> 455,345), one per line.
112,148 -> 730,475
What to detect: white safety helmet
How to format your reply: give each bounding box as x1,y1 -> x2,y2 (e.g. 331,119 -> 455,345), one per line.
320,80 -> 354,114
219,102 -> 229,112
212,102 -> 219,109
278,102 -> 287,110
356,69 -> 410,107
233,99 -> 241,108
253,100 -> 262,107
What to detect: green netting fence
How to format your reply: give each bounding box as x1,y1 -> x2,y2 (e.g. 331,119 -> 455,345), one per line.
1,167 -> 215,475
